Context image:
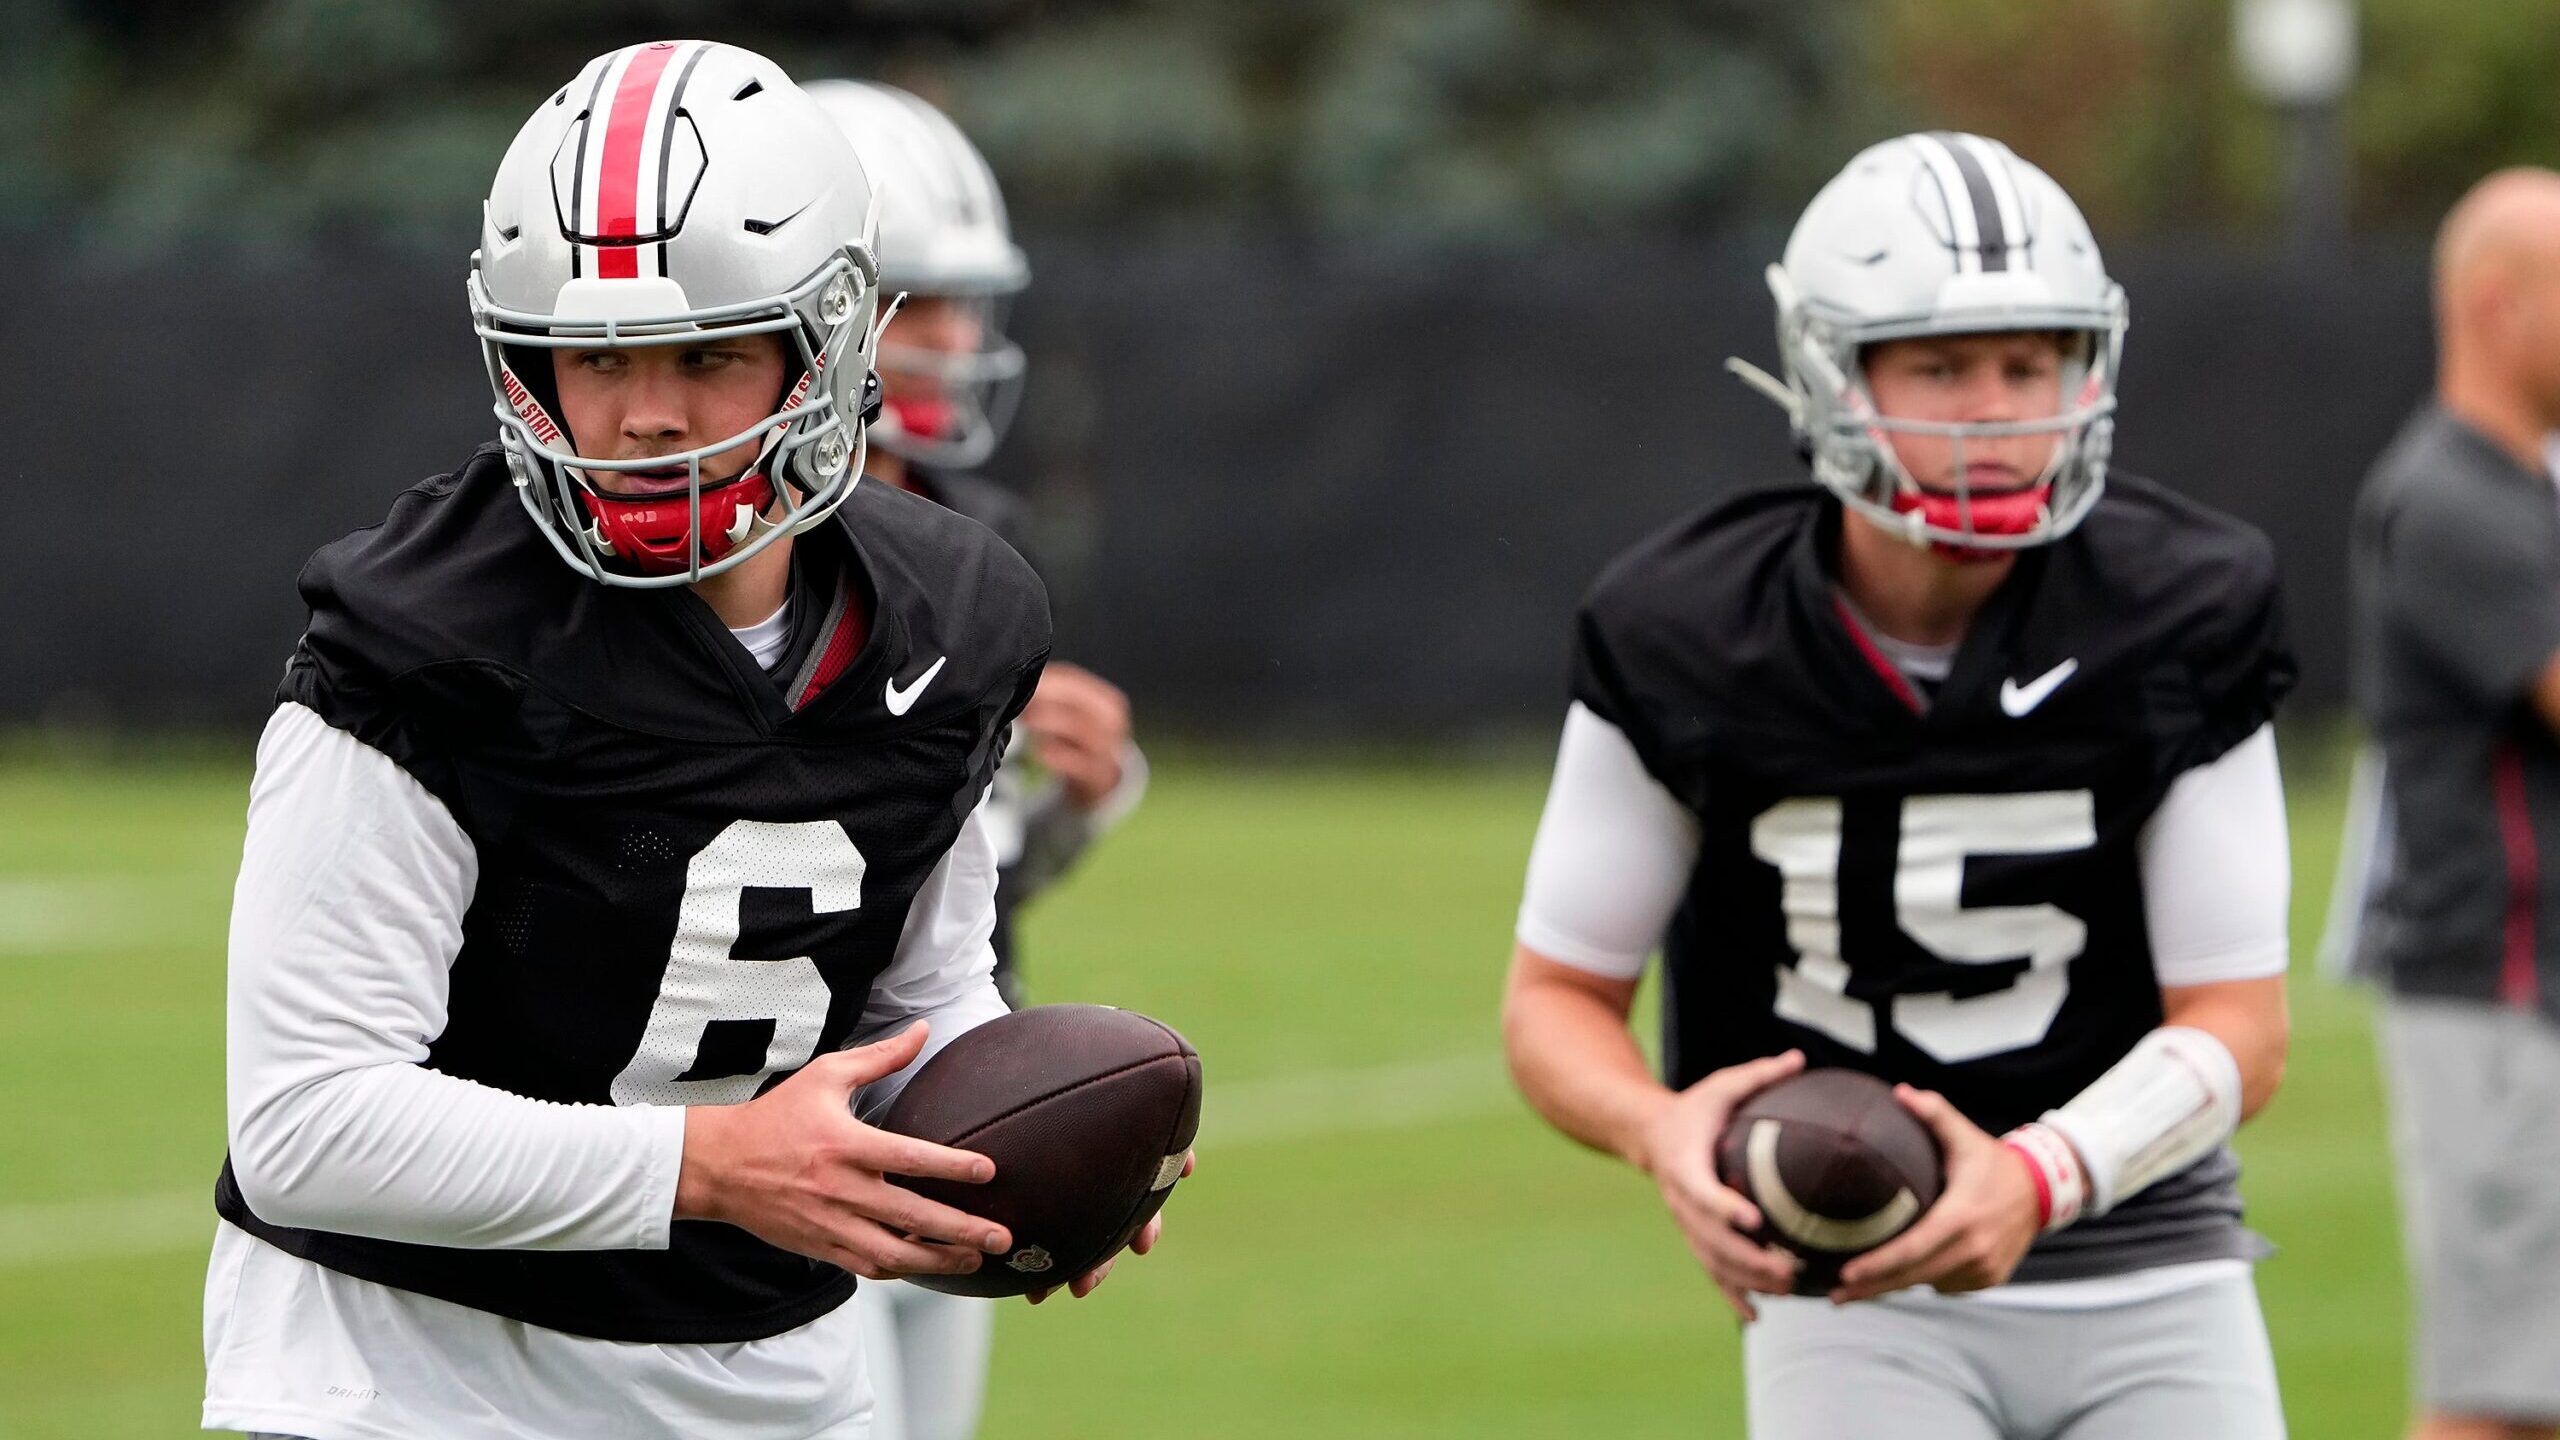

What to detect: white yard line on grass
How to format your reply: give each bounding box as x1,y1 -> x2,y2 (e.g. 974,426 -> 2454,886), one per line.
0,1053 -> 1518,1269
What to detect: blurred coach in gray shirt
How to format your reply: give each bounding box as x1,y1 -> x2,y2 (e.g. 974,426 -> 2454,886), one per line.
2352,168 -> 2560,1440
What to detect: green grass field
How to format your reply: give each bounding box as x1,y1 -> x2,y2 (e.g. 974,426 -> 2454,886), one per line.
0,735 -> 2403,1438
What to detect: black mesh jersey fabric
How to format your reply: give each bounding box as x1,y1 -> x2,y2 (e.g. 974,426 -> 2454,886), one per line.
214,446 -> 1051,1342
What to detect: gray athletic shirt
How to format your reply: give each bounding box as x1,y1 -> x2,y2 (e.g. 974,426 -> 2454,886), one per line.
2351,404 -> 2560,1019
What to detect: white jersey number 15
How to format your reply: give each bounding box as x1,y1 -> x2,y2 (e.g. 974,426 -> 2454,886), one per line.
1748,791 -> 2094,1063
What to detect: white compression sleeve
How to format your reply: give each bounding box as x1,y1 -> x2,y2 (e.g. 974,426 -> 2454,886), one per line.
2139,724 -> 2290,986
2037,1026 -> 2245,1217
1513,703 -> 1701,979
225,703 -> 685,1250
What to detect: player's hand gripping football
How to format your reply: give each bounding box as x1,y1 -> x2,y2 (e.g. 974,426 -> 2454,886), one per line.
674,1022 -> 1012,1282
1637,1049 -> 1807,1322
1025,1149 -> 1196,1306
1020,662 -> 1132,812
1830,1084 -> 2041,1303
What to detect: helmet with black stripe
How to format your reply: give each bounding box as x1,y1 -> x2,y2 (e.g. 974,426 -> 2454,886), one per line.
804,79 -> 1028,471
470,40 -> 886,586
1729,132 -> 2127,554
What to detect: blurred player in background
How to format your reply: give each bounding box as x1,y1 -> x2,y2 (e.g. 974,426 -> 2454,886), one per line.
809,78 -> 1147,1440
201,43 -> 1164,1440
1503,134 -> 2294,1438
2351,167 -> 2560,1440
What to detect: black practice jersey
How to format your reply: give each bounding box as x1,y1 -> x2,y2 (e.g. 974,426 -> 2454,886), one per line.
213,444 -> 1050,1342
1572,478 -> 2293,1282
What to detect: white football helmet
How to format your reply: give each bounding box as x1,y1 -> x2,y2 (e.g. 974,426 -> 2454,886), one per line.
805,79 -> 1027,470
470,40 -> 886,586
1729,132 -> 2128,553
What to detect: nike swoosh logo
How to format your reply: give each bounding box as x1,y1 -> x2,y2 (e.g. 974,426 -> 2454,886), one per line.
1999,658 -> 2079,717
741,201 -> 810,236
884,656 -> 947,716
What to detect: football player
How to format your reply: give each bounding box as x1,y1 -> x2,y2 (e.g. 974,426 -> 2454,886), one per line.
201,42 -> 1171,1440
2352,170 -> 2560,1440
807,79 -> 1148,1440
1503,133 -> 2295,1438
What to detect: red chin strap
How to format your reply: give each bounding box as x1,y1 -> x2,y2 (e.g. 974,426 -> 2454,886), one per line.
887,395 -> 955,442
578,471 -> 775,576
1890,482 -> 2051,564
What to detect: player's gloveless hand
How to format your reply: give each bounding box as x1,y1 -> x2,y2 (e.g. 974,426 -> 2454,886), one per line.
674,1023 -> 1013,1282
1830,1084 -> 2041,1303
1019,663 -> 1131,812
1638,1049 -> 1807,1321
1027,1149 -> 1195,1305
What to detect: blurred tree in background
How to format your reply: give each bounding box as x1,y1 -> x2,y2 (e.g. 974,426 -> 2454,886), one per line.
4,0 -> 2556,252
4,0 -> 1859,248
1874,0 -> 2560,236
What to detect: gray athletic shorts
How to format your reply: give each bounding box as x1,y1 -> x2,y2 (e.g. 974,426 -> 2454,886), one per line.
2381,994 -> 2560,1421
1743,1272 -> 2284,1439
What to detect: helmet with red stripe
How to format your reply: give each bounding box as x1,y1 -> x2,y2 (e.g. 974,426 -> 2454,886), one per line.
805,80 -> 1027,471
1728,132 -> 2128,557
470,40 -> 885,585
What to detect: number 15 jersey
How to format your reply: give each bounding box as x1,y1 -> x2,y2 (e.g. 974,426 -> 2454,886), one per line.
1567,478 -> 2294,1284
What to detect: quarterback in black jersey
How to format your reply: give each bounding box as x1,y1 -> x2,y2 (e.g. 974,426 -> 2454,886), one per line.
1504,135 -> 2295,1439
203,43 -> 1171,1440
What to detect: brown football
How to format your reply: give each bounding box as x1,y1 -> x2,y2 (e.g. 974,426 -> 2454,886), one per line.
874,1004 -> 1201,1297
1712,1067 -> 1944,1296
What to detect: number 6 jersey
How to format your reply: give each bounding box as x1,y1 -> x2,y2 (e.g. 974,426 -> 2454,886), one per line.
1567,477 -> 2294,1284
212,443 -> 1050,1343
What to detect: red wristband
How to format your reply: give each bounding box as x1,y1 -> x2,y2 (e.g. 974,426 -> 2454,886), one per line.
2000,1122 -> 2087,1234
2002,1138 -> 2055,1228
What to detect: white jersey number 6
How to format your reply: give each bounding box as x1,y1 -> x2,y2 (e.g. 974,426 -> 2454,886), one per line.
611,819 -> 866,1106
